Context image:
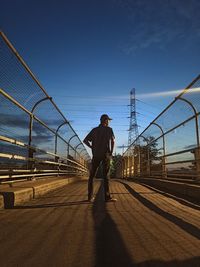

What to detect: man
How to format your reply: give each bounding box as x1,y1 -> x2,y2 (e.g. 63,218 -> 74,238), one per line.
83,114 -> 117,202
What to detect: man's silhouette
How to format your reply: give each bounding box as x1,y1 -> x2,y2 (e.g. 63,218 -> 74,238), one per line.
83,114 -> 117,202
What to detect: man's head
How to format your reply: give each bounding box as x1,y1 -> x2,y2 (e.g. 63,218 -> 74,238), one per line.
100,114 -> 112,126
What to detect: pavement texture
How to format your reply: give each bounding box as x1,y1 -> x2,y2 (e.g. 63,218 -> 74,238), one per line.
132,177 -> 200,204
0,176 -> 86,209
0,179 -> 199,267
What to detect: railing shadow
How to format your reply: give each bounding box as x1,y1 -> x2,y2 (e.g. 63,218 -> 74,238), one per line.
13,200 -> 89,209
120,182 -> 200,240
136,257 -> 200,266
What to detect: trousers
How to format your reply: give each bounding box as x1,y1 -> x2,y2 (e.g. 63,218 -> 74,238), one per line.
88,155 -> 111,200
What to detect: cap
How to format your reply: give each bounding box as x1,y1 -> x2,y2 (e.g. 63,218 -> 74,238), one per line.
100,114 -> 112,121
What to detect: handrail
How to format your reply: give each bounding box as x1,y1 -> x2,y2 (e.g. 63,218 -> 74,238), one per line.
0,88 -> 88,161
0,135 -> 87,170
0,32 -> 90,183
122,74 -> 200,180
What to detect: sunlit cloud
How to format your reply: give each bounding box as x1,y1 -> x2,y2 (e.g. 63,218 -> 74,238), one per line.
103,86 -> 200,100
138,87 -> 200,98
52,87 -> 200,103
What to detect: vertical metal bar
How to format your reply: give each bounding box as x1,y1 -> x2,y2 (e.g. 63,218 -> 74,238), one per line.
28,97 -> 51,169
74,143 -> 82,161
140,135 -> 150,177
68,134 -> 77,158
176,97 -> 200,147
138,145 -> 141,177
176,97 -> 200,179
28,114 -> 34,169
54,121 -> 69,161
151,122 -> 166,178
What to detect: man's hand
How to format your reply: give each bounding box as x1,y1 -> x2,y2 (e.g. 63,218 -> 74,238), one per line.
110,137 -> 115,156
83,139 -> 92,149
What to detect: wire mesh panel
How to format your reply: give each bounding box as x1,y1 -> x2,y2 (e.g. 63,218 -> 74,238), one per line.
155,99 -> 195,133
0,36 -> 46,111
0,32 -> 90,182
31,119 -> 55,152
0,94 -> 30,142
165,119 -> 197,155
122,73 -> 200,180
179,77 -> 200,113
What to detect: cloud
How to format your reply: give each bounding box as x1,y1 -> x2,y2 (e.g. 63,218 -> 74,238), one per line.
0,113 -> 29,128
0,113 -> 54,144
0,113 -> 77,147
99,86 -> 200,101
0,113 -> 66,130
138,87 -> 200,98
117,0 -> 200,53
52,86 -> 200,102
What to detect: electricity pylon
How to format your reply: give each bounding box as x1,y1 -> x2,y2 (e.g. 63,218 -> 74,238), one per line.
128,88 -> 139,146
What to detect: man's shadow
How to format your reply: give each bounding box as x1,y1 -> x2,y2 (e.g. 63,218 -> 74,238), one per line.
92,182 -> 134,267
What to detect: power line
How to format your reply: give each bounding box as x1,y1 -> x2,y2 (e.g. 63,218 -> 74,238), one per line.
136,107 -> 158,116
57,103 -> 127,107
59,109 -> 129,113
51,94 -> 127,100
136,99 -> 161,111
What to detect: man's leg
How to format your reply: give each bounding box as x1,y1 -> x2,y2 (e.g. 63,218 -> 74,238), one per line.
102,156 -> 111,200
88,158 -> 100,200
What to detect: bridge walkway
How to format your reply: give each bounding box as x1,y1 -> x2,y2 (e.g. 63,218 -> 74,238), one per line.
0,179 -> 200,267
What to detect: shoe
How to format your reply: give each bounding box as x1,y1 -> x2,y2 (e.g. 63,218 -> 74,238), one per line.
105,197 -> 117,202
88,196 -> 95,202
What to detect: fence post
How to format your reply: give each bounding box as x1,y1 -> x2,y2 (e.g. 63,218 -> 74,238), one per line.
151,122 -> 166,178
147,146 -> 151,176
28,97 -> 51,170
176,97 -> 200,180
55,121 -> 69,161
67,134 -> 77,158
28,113 -> 34,170
140,135 -> 151,177
74,143 -> 82,162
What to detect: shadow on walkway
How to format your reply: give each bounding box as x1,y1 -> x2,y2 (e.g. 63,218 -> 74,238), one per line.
138,182 -> 200,211
92,182 -> 134,267
13,200 -> 89,209
136,257 -> 200,267
121,182 -> 200,240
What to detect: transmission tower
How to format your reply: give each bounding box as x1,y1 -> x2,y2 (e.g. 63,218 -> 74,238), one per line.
128,88 -> 139,146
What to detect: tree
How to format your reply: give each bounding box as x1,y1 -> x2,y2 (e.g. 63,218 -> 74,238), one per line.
110,154 -> 123,178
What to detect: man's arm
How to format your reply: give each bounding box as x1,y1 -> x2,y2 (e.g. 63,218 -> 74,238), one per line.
110,137 -> 115,155
83,129 -> 93,149
83,138 -> 92,149
110,128 -> 115,155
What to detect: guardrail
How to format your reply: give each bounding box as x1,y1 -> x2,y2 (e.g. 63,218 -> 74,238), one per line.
0,31 -> 90,183
120,74 -> 200,181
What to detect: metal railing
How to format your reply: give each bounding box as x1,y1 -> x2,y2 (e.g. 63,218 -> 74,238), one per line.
120,74 -> 200,181
0,32 -> 90,183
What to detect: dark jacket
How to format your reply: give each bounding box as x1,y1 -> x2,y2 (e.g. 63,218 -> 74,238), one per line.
84,124 -> 115,158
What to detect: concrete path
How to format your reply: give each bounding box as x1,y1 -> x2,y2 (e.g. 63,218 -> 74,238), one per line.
0,180 -> 199,267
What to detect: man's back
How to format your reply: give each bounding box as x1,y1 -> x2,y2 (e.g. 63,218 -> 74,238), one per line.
85,125 -> 114,158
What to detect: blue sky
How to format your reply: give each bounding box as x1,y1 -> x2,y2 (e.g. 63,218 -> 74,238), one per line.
1,0 -> 200,155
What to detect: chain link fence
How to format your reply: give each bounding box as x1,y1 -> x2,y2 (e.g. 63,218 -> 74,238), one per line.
0,32 -> 90,182
120,74 -> 200,181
